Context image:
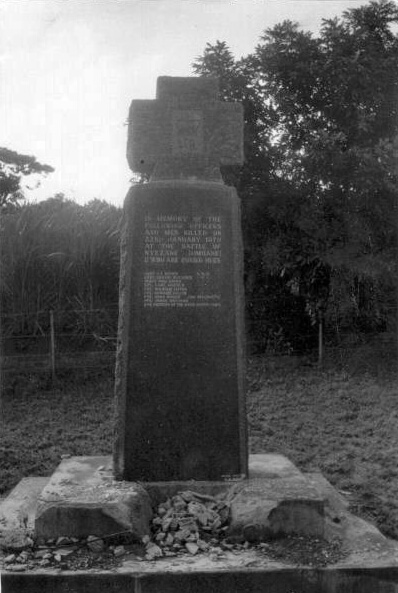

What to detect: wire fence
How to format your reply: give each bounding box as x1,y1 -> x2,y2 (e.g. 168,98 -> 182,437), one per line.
1,307 -> 397,390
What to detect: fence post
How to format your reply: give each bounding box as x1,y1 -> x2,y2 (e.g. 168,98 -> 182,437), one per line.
50,310 -> 56,384
318,316 -> 324,366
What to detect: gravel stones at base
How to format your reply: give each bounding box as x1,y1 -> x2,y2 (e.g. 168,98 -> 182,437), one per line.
86,535 -> 105,553
142,490 -> 346,566
113,545 -> 126,558
257,535 -> 347,567
143,490 -> 230,560
2,489 -> 347,571
2,534 -> 129,571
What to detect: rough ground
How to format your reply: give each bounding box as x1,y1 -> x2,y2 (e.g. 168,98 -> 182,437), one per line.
1,351 -> 397,540
247,355 -> 398,540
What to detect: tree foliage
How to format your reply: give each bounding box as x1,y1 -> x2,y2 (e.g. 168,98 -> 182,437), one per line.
0,147 -> 54,211
1,2 -> 396,357
193,0 -> 398,351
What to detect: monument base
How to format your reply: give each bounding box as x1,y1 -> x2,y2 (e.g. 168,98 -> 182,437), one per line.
2,455 -> 398,593
3,454 -> 327,544
33,456 -> 153,541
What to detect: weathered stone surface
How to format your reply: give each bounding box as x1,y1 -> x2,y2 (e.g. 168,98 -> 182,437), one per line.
306,472 -> 397,558
248,454 -> 304,479
113,544 -> 126,557
4,563 -> 26,572
0,477 -> 48,533
0,477 -> 47,551
114,181 -> 247,482
86,535 -> 105,552
3,454 -> 398,593
127,76 -> 243,182
34,456 -> 152,539
227,473 -> 325,541
0,531 -> 33,552
115,76 -> 247,483
143,455 -> 303,505
223,454 -> 326,542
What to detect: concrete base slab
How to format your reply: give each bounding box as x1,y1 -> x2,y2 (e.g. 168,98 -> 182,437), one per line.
248,453 -> 303,479
307,472 -> 398,565
146,454 -> 325,541
0,478 -> 49,551
224,457 -> 324,540
0,478 -> 49,532
142,455 -> 302,504
2,454 -> 398,592
2,550 -> 398,593
29,454 -> 325,541
227,477 -> 324,541
34,456 -> 152,540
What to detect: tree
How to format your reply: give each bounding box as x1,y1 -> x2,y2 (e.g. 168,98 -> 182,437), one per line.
254,4 -> 398,275
0,147 -> 54,211
193,1 -> 398,352
193,41 -> 274,192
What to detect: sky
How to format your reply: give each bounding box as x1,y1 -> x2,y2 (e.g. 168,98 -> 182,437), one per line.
1,0 -> 369,207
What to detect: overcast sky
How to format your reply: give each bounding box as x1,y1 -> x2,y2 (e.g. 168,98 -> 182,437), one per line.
1,0 -> 368,207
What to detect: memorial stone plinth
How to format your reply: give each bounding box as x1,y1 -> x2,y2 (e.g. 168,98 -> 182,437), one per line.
114,76 -> 247,482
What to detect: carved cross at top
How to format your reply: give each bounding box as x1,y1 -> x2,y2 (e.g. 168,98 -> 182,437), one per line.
127,76 -> 244,182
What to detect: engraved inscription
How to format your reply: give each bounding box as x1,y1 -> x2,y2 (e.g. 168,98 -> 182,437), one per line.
172,110 -> 203,156
144,271 -> 221,308
144,214 -> 221,265
143,213 -> 222,308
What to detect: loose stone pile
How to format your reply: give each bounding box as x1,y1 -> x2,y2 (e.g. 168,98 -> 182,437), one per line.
1,490 -> 231,571
2,535 -> 129,572
144,490 -> 230,560
1,490 -> 346,570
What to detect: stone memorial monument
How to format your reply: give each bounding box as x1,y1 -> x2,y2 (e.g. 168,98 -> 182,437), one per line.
2,77 -> 324,549
114,76 -> 248,482
4,77 -> 395,592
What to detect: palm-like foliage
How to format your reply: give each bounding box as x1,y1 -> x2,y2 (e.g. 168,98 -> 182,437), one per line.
1,195 -> 121,339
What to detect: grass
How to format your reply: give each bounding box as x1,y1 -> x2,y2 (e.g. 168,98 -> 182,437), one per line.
1,354 -> 397,540
0,375 -> 115,496
247,355 -> 398,540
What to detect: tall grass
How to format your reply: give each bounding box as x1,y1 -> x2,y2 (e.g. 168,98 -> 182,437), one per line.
1,196 -> 121,326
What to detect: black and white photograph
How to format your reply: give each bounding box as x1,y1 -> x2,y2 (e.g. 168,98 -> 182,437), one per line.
1,0 -> 397,590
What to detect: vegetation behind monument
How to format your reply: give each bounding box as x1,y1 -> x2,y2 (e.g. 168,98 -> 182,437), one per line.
1,0 -> 397,359
1,0 -> 398,540
193,0 -> 398,353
